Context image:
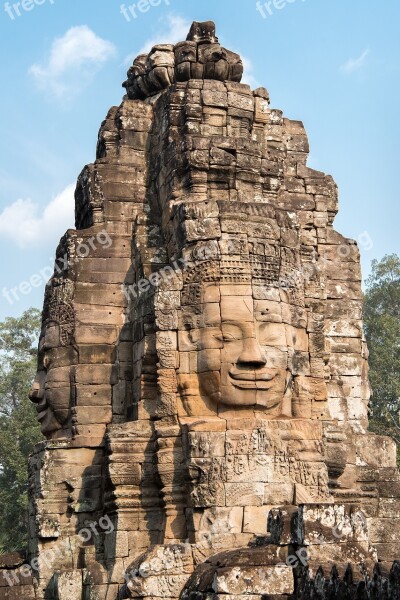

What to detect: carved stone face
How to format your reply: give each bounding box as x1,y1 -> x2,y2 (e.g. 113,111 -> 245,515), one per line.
29,322 -> 73,438
195,284 -> 298,414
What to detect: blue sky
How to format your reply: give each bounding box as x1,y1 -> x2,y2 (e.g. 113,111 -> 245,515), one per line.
0,0 -> 399,320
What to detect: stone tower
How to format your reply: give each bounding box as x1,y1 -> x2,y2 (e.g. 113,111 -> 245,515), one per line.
1,20 -> 400,600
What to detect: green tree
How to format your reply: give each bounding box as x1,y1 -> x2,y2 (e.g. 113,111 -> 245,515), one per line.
0,308 -> 42,553
364,254 -> 400,454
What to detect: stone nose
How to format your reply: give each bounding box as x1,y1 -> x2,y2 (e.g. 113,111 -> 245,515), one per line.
238,337 -> 266,367
29,379 -> 42,403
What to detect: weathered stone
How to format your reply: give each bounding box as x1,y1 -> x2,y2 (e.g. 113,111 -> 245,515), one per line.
0,18 -> 397,600
54,571 -> 83,600
298,504 -> 369,546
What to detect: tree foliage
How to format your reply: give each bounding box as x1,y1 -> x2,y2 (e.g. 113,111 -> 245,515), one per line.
0,308 -> 42,553
364,254 -> 400,452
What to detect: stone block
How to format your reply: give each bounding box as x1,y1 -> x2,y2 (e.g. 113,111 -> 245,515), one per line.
212,565 -> 293,595
264,483 -> 294,505
369,518 -> 400,544
355,434 -> 397,469
243,506 -> 271,535
75,364 -> 115,385
191,507 -> 244,539
225,483 -> 264,507
104,530 -> 129,559
55,570 -> 83,600
74,325 -> 119,345
298,504 -> 369,546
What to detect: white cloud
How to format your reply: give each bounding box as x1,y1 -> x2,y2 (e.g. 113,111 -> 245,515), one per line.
124,14 -> 191,66
241,56 -> 260,90
29,26 -> 116,99
140,14 -> 190,55
340,49 -> 370,74
0,184 -> 75,248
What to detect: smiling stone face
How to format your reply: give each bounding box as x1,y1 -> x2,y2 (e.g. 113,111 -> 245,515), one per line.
176,269 -> 311,419
29,279 -> 76,439
196,284 -> 300,415
174,204 -> 314,419
29,321 -> 74,438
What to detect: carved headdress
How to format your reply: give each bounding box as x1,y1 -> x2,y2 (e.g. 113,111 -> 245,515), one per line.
42,279 -> 75,346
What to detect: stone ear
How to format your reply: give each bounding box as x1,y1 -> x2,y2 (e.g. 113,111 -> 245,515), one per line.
281,373 -> 293,418
287,347 -> 295,370
189,330 -> 200,344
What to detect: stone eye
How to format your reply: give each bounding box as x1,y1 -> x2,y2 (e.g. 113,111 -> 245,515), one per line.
222,333 -> 236,342
42,354 -> 50,370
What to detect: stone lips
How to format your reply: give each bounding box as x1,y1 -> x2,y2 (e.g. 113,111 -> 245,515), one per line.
1,19 -> 399,600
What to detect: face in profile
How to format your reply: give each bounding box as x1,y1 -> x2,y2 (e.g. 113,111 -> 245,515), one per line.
180,283 -> 308,417
29,321 -> 73,438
